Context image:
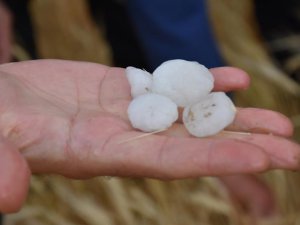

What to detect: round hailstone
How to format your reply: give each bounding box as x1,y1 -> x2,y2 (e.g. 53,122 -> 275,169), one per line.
152,59 -> 214,107
183,92 -> 236,137
125,66 -> 152,98
128,93 -> 178,132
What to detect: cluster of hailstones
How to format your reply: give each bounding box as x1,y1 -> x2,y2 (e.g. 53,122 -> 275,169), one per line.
126,59 -> 237,137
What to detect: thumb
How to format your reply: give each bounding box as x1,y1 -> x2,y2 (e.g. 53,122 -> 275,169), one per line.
0,136 -> 31,213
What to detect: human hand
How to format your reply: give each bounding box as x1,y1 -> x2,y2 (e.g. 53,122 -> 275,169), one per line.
0,60 -> 299,213
0,1 -> 12,63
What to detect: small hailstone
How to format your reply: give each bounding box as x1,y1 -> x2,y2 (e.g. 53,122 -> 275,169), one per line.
125,66 -> 152,98
183,92 -> 236,137
127,93 -> 178,132
152,59 -> 214,107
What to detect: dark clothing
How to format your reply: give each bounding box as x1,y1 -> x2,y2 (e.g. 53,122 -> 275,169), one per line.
127,0 -> 224,70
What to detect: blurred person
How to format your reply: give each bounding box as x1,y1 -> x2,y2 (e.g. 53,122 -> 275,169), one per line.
0,0 -> 36,63
0,1 -> 12,63
92,0 -> 223,70
126,0 -> 224,70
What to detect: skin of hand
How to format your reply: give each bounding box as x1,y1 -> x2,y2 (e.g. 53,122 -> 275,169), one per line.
0,1 -> 12,63
0,59 -> 299,214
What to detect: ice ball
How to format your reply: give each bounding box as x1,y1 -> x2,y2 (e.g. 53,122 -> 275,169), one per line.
183,92 -> 236,137
152,59 -> 214,107
126,66 -> 152,98
127,93 -> 178,132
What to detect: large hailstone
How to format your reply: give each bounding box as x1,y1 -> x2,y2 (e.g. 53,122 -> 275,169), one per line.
127,93 -> 178,132
152,59 -> 214,107
125,66 -> 152,98
183,92 -> 236,137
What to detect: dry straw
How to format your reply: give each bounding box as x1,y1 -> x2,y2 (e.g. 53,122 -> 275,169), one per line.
4,0 -> 300,225
207,0 -> 300,141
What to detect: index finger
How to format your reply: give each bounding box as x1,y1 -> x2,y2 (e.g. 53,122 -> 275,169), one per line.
210,67 -> 250,91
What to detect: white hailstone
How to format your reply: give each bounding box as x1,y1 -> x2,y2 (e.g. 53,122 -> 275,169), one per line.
125,66 -> 152,98
152,59 -> 214,107
127,93 -> 178,132
183,92 -> 236,137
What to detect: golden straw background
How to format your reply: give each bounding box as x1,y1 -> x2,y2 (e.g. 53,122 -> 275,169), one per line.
4,0 -> 300,224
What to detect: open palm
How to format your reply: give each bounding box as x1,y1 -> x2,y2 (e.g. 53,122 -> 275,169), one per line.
0,59 -> 299,213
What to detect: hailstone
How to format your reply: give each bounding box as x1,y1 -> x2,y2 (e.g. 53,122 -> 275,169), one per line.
127,93 -> 178,132
152,59 -> 214,107
125,66 -> 152,98
183,92 -> 236,137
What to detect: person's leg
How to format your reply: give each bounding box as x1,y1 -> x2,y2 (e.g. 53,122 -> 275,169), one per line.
89,0 -> 150,69
127,0 -> 224,70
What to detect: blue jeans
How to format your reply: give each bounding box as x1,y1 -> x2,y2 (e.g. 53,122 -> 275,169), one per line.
127,0 -> 224,70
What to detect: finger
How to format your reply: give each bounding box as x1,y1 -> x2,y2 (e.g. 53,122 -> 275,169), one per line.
161,123 -> 300,170
0,136 -> 30,213
177,107 -> 293,137
119,66 -> 250,96
218,132 -> 300,170
219,175 -> 277,218
99,132 -> 270,179
227,108 -> 294,137
210,67 -> 250,91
